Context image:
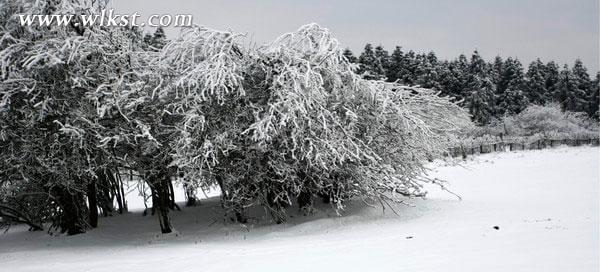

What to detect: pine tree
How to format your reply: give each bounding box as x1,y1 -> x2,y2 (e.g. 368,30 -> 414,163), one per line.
402,50 -> 418,85
464,51 -> 495,124
456,54 -> 470,101
524,59 -> 548,105
497,57 -> 528,115
437,59 -> 467,103
555,64 -> 582,112
358,44 -> 385,80
469,51 -> 488,75
491,56 -> 504,86
436,61 -> 454,97
154,27 -> 167,45
545,61 -> 561,103
457,54 -> 469,73
387,46 -> 404,82
589,72 -> 600,119
342,48 -> 358,63
415,52 -> 441,90
374,45 -> 390,78
553,62 -> 589,113
150,27 -> 167,49
143,32 -> 152,43
571,59 -> 591,112
426,51 -> 438,64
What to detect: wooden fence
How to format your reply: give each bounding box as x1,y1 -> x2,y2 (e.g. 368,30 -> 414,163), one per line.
448,138 -> 600,159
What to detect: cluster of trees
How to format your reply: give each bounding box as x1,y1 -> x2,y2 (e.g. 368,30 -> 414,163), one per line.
0,1 -> 469,235
343,45 -> 599,124
500,103 -> 599,138
473,103 -> 599,140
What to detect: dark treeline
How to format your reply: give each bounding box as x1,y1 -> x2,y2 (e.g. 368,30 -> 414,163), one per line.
343,45 -> 600,124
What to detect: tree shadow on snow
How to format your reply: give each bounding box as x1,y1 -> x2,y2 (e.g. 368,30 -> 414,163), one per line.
0,195 -> 459,254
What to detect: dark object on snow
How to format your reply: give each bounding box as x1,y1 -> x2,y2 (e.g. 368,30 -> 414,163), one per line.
493,226 -> 500,230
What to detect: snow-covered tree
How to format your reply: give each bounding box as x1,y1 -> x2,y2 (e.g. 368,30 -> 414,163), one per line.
1,1 -> 471,233
544,61 -> 560,100
496,57 -> 528,115
524,59 -> 549,105
588,72 -> 599,119
358,44 -> 386,80
490,56 -> 504,86
571,59 -> 592,113
415,52 -> 441,90
150,24 -> 470,224
464,51 -> 495,124
374,45 -> 390,76
0,0 -> 178,234
342,48 -> 357,63
387,46 -> 404,83
555,64 -> 587,113
0,0 -> 131,234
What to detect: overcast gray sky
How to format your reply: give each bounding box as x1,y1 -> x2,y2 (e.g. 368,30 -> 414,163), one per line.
113,0 -> 599,72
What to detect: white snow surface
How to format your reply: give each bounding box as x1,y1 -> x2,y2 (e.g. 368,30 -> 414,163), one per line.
1,146 -> 598,271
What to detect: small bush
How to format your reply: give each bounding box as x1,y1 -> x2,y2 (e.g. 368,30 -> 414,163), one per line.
472,104 -> 598,140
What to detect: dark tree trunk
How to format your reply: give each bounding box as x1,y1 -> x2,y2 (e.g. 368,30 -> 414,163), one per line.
215,175 -> 228,207
96,172 -> 115,216
87,181 -> 98,228
149,172 -> 173,234
54,188 -> 88,235
215,175 -> 247,223
167,179 -> 181,211
149,192 -> 157,216
157,182 -> 173,234
297,171 -> 313,213
117,171 -> 128,212
183,183 -> 198,207
108,172 -> 124,214
318,191 -> 332,204
297,190 -> 313,211
266,191 -> 287,224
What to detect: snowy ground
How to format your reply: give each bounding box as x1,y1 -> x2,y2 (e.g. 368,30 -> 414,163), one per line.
0,146 -> 598,272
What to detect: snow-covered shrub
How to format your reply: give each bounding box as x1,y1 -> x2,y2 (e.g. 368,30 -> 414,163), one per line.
471,104 -> 598,138
464,104 -> 598,148
1,1 -> 470,232
0,0 -> 148,234
502,103 -> 598,138
156,24 -> 470,222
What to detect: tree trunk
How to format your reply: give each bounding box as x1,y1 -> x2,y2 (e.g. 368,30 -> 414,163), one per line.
266,190 -> 287,224
215,175 -> 246,223
54,187 -> 88,235
167,179 -> 180,211
117,171 -> 128,212
183,183 -> 198,207
297,190 -> 313,212
149,173 -> 173,234
96,172 -> 115,216
109,172 -> 124,214
215,175 -> 228,207
87,181 -> 98,228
